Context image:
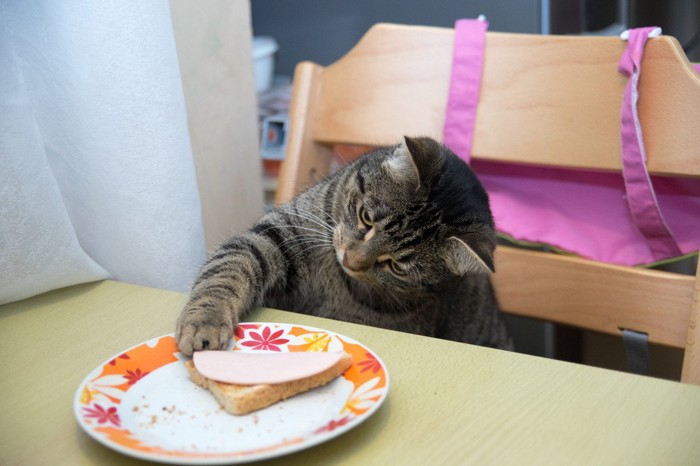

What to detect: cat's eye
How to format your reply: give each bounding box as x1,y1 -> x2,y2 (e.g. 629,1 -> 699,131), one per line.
359,206 -> 374,227
388,260 -> 406,276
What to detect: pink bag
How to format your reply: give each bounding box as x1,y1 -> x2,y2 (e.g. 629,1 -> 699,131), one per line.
444,19 -> 700,267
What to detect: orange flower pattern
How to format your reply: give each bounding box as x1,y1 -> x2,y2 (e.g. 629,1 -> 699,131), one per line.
108,353 -> 130,366
124,368 -> 150,385
357,352 -> 382,374
76,323 -> 388,462
83,404 -> 120,426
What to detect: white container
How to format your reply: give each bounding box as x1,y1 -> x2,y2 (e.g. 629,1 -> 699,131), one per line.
252,36 -> 278,93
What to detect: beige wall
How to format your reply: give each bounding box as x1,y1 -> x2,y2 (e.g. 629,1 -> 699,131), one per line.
170,0 -> 264,249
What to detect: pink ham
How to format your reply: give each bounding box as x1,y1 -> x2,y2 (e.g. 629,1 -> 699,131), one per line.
192,351 -> 345,385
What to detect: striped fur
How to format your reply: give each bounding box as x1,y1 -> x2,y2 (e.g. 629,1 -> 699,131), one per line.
176,137 -> 513,355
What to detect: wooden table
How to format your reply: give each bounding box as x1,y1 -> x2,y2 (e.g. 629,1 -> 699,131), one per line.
2,280 -> 700,465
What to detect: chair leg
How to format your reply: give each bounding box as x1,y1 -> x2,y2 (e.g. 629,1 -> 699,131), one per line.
680,259 -> 700,385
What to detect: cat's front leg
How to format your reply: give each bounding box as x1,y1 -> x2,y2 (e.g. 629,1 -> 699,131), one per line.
176,228 -> 288,356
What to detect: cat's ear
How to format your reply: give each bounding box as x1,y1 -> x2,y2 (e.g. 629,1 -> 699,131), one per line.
383,136 -> 439,190
444,234 -> 496,275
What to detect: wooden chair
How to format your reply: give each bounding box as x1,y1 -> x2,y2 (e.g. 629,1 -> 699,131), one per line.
274,23 -> 700,384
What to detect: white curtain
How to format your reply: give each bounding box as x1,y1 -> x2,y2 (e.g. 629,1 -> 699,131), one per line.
0,1 -> 206,304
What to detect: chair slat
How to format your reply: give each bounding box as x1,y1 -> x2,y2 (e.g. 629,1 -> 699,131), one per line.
492,246 -> 695,349
313,24 -> 700,175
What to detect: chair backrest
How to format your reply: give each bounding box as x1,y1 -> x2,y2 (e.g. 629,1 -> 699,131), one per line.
275,23 -> 700,385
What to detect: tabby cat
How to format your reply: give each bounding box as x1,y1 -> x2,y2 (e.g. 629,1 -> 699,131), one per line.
176,136 -> 513,355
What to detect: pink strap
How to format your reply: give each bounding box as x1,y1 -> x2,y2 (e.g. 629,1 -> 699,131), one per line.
443,18 -> 488,164
618,28 -> 682,259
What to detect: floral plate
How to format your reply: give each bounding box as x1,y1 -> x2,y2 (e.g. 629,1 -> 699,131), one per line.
74,322 -> 389,464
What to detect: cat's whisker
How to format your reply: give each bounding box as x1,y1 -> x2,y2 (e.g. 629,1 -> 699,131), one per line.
286,241 -> 336,262
360,274 -> 410,314
295,197 -> 337,224
281,242 -> 332,256
409,268 -> 425,291
281,203 -> 336,233
276,231 -> 335,255
261,223 -> 333,240
287,214 -> 333,234
377,286 -> 410,314
280,236 -> 333,249
278,235 -> 333,251
332,147 -> 353,166
257,223 -> 335,261
286,205 -> 330,226
295,204 -> 339,235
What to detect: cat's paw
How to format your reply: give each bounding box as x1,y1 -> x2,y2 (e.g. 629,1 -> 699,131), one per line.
176,307 -> 234,356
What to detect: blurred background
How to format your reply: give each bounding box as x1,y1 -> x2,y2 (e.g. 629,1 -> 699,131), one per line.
252,0 -> 699,78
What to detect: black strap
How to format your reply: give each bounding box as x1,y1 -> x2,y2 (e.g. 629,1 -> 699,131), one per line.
622,329 -> 649,376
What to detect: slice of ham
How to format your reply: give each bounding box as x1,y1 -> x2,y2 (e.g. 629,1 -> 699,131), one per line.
192,350 -> 345,385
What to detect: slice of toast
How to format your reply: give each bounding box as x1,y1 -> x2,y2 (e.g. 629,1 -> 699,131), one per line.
185,352 -> 353,415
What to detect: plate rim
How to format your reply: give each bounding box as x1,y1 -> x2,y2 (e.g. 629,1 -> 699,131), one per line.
73,321 -> 390,464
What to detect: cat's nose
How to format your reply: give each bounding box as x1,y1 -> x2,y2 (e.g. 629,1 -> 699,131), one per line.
343,250 -> 373,272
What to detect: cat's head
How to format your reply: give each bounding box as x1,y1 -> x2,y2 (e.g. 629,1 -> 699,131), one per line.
332,136 -> 496,294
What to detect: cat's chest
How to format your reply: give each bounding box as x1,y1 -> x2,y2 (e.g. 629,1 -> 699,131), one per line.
291,260 -> 360,311
274,261 -> 435,332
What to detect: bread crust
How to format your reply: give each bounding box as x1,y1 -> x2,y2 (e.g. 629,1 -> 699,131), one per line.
185,352 -> 353,415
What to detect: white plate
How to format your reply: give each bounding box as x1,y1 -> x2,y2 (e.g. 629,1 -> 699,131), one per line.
74,322 -> 389,464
